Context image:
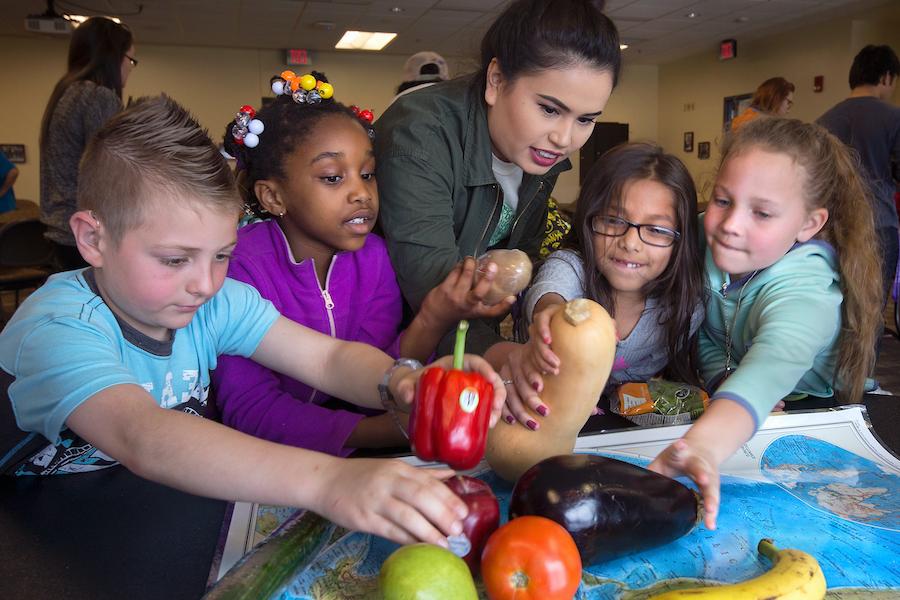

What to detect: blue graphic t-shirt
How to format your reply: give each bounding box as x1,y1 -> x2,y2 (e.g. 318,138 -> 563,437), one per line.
0,268 -> 279,475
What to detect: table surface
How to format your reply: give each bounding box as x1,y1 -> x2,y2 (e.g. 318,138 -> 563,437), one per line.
1,395 -> 896,600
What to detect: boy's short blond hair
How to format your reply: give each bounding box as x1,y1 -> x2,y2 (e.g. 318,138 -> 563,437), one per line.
77,94 -> 239,243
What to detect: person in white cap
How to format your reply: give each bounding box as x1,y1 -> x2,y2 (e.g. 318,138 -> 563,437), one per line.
393,51 -> 450,100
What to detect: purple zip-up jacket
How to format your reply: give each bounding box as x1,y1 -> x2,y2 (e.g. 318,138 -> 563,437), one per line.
212,220 -> 403,456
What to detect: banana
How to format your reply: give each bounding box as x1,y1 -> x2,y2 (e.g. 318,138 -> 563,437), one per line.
650,538 -> 826,599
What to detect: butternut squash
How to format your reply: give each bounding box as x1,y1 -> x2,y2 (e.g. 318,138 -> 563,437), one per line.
486,298 -> 616,482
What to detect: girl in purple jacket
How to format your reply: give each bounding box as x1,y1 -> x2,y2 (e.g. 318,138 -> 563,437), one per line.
214,72 -> 511,456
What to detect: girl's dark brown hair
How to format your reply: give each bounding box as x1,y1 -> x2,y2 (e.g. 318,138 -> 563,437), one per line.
567,142 -> 705,384
40,17 -> 133,146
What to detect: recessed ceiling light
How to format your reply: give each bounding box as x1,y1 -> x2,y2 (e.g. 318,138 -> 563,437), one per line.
335,30 -> 398,51
66,14 -> 121,24
390,6 -> 403,13
685,11 -> 699,18
734,15 -> 750,23
620,43 -> 628,50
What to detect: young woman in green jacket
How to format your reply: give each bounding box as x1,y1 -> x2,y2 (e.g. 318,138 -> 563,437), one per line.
374,0 -> 621,356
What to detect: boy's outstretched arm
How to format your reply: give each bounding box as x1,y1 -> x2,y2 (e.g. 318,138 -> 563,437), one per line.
648,398 -> 755,530
65,386 -> 467,546
252,316 -> 505,419
251,316 -> 394,411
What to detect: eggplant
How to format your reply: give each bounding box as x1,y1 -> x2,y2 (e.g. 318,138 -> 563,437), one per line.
509,454 -> 702,565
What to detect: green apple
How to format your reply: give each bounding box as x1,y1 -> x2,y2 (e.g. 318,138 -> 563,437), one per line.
379,543 -> 478,600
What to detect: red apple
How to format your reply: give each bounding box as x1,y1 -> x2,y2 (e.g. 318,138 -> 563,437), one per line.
445,475 -> 500,575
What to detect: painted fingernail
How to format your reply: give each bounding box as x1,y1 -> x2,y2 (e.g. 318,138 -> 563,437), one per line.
532,381 -> 540,391
536,405 -> 548,416
504,415 -> 515,424
526,419 -> 538,430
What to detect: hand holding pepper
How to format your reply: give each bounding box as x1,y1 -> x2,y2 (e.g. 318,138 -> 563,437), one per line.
409,321 -> 505,470
388,354 -> 506,430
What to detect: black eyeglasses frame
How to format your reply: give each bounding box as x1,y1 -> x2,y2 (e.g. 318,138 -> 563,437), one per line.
590,215 -> 681,248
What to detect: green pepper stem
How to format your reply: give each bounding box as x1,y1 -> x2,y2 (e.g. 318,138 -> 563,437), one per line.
453,320 -> 469,370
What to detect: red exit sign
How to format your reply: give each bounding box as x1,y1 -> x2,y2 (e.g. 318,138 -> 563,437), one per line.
285,49 -> 312,65
719,39 -> 737,61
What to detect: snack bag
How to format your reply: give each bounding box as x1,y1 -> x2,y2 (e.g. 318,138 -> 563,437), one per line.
613,379 -> 709,426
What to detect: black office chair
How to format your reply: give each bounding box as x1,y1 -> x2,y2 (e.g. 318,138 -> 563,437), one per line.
0,219 -> 55,315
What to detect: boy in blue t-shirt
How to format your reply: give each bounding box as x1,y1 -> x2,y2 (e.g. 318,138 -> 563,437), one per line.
0,95 -> 505,548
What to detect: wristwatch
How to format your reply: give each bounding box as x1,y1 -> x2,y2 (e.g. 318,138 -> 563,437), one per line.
378,358 -> 423,439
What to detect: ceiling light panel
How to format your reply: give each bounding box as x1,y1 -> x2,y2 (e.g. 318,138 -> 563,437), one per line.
335,30 -> 397,50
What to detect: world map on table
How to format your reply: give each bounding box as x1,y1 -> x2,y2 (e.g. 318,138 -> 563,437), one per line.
252,434 -> 900,599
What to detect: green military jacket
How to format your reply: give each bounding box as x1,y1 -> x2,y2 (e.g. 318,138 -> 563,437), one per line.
375,75 -> 570,354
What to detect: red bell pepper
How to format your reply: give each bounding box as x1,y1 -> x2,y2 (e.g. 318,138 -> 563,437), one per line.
409,321 -> 494,470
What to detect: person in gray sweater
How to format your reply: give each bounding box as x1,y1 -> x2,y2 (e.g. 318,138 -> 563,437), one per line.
40,17 -> 135,270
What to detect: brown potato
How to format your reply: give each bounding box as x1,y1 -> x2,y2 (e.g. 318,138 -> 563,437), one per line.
476,249 -> 533,305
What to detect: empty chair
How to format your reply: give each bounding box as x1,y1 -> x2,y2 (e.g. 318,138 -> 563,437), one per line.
0,219 -> 56,315
0,198 -> 40,227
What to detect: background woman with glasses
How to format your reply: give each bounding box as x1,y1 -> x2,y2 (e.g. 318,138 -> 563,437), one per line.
40,16 -> 135,270
496,142 -> 706,425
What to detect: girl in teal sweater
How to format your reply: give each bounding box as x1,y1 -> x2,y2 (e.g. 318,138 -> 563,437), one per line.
651,117 -> 882,529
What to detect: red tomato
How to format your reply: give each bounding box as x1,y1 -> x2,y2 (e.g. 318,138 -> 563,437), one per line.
480,516 -> 582,600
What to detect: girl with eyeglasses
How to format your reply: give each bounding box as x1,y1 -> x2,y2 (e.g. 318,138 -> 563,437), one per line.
496,142 -> 705,428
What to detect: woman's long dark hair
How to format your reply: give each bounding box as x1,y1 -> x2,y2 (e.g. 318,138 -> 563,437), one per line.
566,142 -> 705,384
40,17 -> 133,146
477,0 -> 620,90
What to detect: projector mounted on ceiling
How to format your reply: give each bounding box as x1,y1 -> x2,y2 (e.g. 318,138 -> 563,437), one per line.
25,0 -> 75,35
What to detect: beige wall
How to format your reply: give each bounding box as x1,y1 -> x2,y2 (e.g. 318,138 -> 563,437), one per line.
1,34 -> 658,206
555,63 -> 659,208
657,3 -> 900,202
0,37 -> 463,201
3,1 -> 899,206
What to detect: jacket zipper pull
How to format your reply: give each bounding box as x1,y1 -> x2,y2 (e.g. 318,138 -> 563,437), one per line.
720,281 -> 728,297
322,289 -> 335,310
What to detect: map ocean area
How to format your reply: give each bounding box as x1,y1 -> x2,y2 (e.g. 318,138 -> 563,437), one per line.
213,406 -> 900,598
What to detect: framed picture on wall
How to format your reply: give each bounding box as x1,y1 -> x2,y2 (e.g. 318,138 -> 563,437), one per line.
723,93 -> 752,131
0,144 -> 26,163
698,141 -> 711,160
683,131 -> 694,153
